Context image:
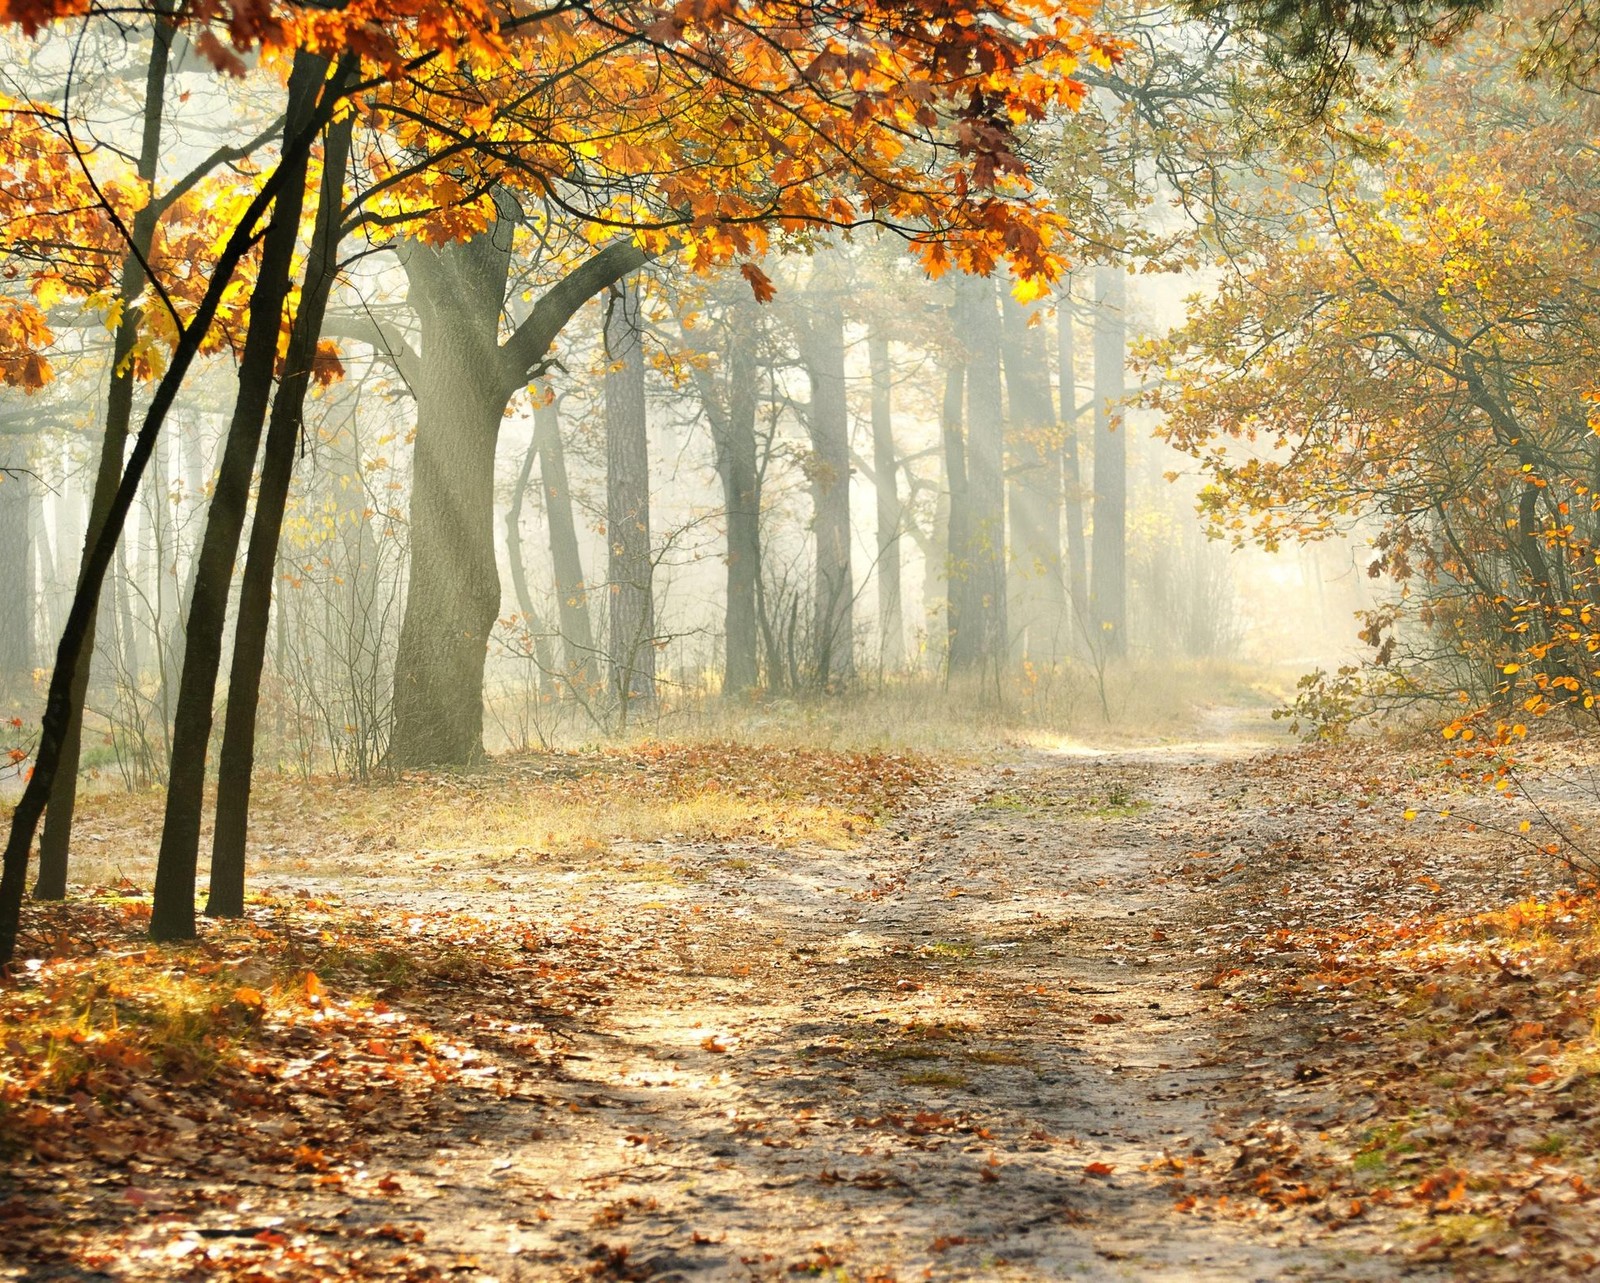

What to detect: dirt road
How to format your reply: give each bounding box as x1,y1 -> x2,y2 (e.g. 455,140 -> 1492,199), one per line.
318,737 -> 1424,1282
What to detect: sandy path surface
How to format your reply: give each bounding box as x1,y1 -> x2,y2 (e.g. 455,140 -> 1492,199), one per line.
283,736 -> 1424,1282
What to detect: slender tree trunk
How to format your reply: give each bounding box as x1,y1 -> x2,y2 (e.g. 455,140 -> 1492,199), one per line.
206,109 -> 353,919
505,429 -> 557,688
867,326 -> 904,672
797,285 -> 853,688
951,273 -> 1006,673
387,226 -> 514,768
150,51 -> 329,942
1090,264 -> 1127,658
1057,277 -> 1089,637
34,16 -> 174,900
694,315 -> 763,698
533,393 -> 595,689
0,53 -> 344,964
28,481 -> 53,658
941,357 -> 971,671
0,438 -> 32,687
1001,289 -> 1063,661
604,277 -> 655,713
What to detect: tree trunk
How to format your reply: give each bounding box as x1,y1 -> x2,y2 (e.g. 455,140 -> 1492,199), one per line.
532,392 -> 596,690
0,51 -> 347,964
1001,288 -> 1064,661
950,274 -> 1006,673
28,479 -> 53,658
797,284 -> 853,689
505,427 -> 557,688
941,356 -> 971,672
150,51 -> 329,943
206,109 -> 353,919
867,325 -> 904,672
1057,277 -> 1089,637
0,438 -> 32,688
386,225 -> 515,768
691,307 -> 762,699
604,277 -> 655,714
1090,264 -> 1127,659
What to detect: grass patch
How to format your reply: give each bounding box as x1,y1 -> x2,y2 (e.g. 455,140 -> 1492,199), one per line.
900,1069 -> 970,1088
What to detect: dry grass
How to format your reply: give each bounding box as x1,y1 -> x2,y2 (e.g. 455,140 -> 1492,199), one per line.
58,740 -> 935,892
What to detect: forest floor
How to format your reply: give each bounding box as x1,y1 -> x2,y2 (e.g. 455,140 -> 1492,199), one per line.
4,712 -> 1600,1281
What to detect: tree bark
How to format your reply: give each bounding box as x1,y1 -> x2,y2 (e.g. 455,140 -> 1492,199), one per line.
603,276 -> 655,716
950,274 -> 1006,673
385,222 -> 511,769
384,237 -> 651,765
532,392 -> 596,690
505,427 -> 557,689
941,356 -> 971,672
0,438 -> 32,687
688,305 -> 762,698
1090,264 -> 1128,659
1057,277 -> 1089,637
867,325 -> 904,672
205,108 -> 353,919
1001,288 -> 1064,661
795,280 -> 853,689
150,51 -> 330,943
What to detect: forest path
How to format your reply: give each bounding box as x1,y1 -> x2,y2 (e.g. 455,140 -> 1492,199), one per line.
346,732 -> 1421,1282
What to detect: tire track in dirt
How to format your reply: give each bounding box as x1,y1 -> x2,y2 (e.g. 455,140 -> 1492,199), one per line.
346,738 -> 1433,1282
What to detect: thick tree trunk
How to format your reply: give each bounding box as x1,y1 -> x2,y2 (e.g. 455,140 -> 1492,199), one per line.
532,394 -> 595,690
1057,278 -> 1089,637
1090,264 -> 1128,658
867,326 -> 904,672
150,52 -> 328,943
384,229 -> 649,763
1001,289 -> 1064,661
797,290 -> 853,689
950,274 -> 1006,673
604,277 -> 655,714
206,110 -> 353,919
386,226 -> 514,768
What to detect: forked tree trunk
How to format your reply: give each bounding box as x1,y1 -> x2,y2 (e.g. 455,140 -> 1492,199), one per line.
386,225 -> 515,768
505,430 -> 557,689
385,235 -> 650,764
1090,264 -> 1127,659
690,305 -> 762,698
532,393 -> 596,690
150,51 -> 330,942
604,277 -> 655,713
205,109 -> 353,919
